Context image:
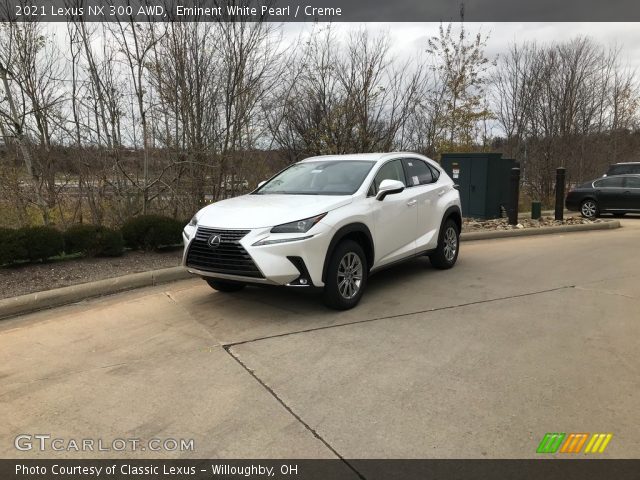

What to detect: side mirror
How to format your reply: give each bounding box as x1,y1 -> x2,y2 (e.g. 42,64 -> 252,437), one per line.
376,179 -> 405,201
258,180 -> 267,188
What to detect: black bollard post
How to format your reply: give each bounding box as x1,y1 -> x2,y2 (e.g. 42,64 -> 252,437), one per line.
508,167 -> 520,225
555,167 -> 566,221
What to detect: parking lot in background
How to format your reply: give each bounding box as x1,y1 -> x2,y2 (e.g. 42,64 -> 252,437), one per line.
1,218 -> 639,459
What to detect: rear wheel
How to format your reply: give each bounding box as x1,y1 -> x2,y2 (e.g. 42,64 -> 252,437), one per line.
323,240 -> 368,310
205,278 -> 246,292
429,219 -> 460,270
581,199 -> 598,219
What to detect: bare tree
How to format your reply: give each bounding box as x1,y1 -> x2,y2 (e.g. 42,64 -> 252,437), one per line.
493,37 -> 639,203
0,21 -> 65,224
267,26 -> 421,159
427,23 -> 493,151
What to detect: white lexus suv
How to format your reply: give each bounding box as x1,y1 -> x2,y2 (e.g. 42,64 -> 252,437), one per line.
183,153 -> 462,309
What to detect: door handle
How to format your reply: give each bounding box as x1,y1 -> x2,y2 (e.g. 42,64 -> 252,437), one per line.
438,189 -> 446,196
407,199 -> 417,207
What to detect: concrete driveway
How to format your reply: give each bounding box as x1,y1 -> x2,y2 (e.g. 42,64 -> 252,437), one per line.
1,218 -> 639,460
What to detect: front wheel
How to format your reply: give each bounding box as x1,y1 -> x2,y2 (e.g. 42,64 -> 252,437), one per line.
581,199 -> 598,219
323,240 -> 368,310
429,219 -> 460,269
205,278 -> 246,292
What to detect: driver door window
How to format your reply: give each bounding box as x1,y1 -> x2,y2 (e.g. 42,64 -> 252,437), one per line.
369,160 -> 406,196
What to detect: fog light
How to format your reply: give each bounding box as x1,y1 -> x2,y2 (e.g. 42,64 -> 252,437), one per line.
299,278 -> 308,285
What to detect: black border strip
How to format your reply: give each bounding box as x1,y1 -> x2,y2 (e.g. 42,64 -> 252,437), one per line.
3,0 -> 640,22
3,459 -> 640,480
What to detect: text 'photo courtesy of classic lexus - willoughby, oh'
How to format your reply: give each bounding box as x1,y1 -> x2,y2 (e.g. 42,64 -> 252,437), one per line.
182,153 -> 462,309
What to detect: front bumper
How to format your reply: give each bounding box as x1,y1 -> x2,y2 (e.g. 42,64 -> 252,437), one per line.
182,223 -> 332,287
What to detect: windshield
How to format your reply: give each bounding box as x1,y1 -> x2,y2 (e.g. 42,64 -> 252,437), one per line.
255,161 -> 375,195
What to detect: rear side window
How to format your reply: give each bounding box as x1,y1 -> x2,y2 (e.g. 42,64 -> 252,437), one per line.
402,159 -> 434,186
428,164 -> 441,181
624,176 -> 640,188
594,177 -> 624,188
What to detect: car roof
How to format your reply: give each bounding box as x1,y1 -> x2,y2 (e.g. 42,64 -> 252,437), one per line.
600,173 -> 640,177
593,173 -> 640,182
300,152 -> 431,164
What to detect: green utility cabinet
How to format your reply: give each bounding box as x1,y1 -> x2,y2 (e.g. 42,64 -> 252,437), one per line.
440,153 -> 516,219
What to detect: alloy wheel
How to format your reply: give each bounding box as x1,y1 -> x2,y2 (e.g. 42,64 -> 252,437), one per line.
443,226 -> 458,262
582,200 -> 597,218
337,252 -> 363,300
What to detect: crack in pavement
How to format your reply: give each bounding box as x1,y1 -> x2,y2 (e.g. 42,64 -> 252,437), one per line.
224,284 -> 575,349
223,344 -> 366,480
164,292 -> 178,304
574,286 -> 640,300
575,272 -> 640,287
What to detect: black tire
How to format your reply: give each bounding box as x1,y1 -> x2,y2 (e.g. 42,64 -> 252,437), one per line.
323,240 -> 368,310
580,199 -> 598,219
429,218 -> 460,270
205,278 -> 246,292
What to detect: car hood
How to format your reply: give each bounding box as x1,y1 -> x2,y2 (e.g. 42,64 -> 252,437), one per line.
197,194 -> 352,229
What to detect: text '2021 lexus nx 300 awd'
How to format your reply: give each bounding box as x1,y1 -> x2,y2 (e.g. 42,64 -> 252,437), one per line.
183,153 -> 462,309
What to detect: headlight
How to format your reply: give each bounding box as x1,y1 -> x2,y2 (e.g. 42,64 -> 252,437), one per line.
270,213 -> 327,233
188,215 -> 198,227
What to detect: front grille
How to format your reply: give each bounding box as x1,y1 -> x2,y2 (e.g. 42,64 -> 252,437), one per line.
186,227 -> 263,278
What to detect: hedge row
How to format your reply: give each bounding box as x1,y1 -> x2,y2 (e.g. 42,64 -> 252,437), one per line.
64,225 -> 124,257
121,215 -> 184,251
0,215 -> 184,266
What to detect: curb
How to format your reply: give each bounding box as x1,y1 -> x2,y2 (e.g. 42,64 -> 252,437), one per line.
461,219 -> 620,242
0,266 -> 191,320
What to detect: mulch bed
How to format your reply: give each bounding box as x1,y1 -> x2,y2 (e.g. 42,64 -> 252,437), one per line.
0,249 -> 183,299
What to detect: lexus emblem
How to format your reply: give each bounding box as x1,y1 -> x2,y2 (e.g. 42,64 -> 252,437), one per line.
207,234 -> 222,249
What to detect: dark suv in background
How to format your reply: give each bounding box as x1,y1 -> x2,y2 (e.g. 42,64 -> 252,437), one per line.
604,162 -> 640,176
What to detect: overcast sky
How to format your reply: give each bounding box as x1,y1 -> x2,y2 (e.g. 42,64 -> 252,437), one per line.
45,22 -> 640,70
281,22 -> 640,70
